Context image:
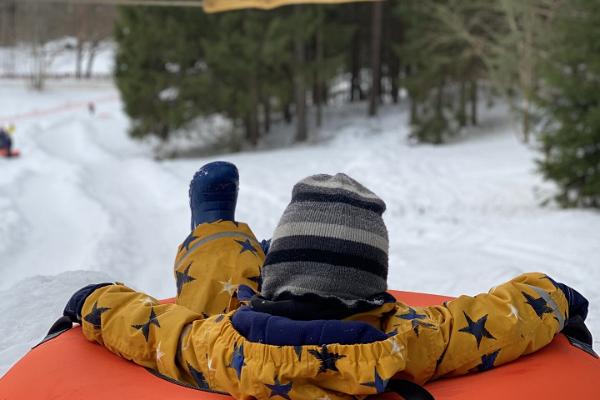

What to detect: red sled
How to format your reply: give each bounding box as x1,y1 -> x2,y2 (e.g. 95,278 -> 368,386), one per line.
0,148 -> 20,158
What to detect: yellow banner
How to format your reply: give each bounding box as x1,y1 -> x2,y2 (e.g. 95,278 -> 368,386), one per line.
203,0 -> 380,13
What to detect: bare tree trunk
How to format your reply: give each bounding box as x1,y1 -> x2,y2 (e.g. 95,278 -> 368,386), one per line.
85,39 -> 100,78
30,2 -> 45,91
435,83 -> 444,117
75,38 -> 84,79
244,101 -> 260,147
315,15 -> 323,128
247,70 -> 261,146
368,0 -> 383,117
293,6 -> 307,142
522,100 -> 530,143
350,36 -> 361,102
263,98 -> 271,134
410,96 -> 418,125
0,1 -> 17,76
385,0 -> 401,104
245,114 -> 259,147
470,79 -> 478,126
458,78 -> 467,127
520,5 -> 536,144
283,103 -> 293,124
390,60 -> 400,104
434,82 -> 445,144
407,65 -> 419,125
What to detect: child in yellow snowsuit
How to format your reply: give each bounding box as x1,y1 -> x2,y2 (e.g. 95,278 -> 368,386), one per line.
64,162 -> 589,399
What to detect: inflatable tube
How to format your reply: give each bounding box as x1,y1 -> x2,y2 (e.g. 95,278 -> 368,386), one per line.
1,290 -> 598,399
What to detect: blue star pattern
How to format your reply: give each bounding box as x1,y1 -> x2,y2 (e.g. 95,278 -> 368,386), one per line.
131,308 -> 161,341
176,263 -> 196,295
83,302 -> 110,329
187,362 -> 209,389
397,307 -> 426,321
411,320 -> 436,337
522,291 -> 554,318
236,239 -> 258,255
265,377 -> 292,399
361,368 -> 389,393
294,345 -> 302,361
308,345 -> 346,373
396,307 -> 435,337
478,350 -> 500,372
180,233 -> 198,252
229,344 -> 245,379
458,312 -> 495,348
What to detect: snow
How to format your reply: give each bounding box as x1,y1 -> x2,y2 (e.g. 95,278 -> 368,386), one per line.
0,270 -> 112,374
0,40 -> 115,77
0,79 -> 599,377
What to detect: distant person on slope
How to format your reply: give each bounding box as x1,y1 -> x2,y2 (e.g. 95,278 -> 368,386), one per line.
0,124 -> 15,157
62,162 -> 591,399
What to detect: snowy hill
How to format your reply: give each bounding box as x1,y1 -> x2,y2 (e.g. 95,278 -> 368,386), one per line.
0,79 -> 598,376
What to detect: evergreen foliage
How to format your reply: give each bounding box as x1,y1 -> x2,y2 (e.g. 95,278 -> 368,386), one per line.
394,1 -> 483,144
114,5 -> 352,145
114,7 -> 211,141
110,1 -> 599,209
537,0 -> 600,207
200,10 -> 290,145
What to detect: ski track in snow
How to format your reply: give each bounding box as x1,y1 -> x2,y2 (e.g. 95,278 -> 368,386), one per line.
0,80 -> 599,376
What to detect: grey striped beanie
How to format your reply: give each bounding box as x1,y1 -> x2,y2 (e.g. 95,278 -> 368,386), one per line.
260,173 -> 389,304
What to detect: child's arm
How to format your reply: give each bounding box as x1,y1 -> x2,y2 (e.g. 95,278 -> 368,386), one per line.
390,272 -> 580,383
80,284 -> 203,383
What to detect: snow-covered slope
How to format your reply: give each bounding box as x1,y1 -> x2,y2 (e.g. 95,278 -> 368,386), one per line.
0,79 -> 598,376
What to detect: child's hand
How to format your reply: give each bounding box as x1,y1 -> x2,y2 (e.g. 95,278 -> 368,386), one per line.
63,283 -> 113,324
552,279 -> 592,345
555,280 -> 589,321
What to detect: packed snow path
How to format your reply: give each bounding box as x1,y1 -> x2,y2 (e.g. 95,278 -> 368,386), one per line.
0,80 -> 598,375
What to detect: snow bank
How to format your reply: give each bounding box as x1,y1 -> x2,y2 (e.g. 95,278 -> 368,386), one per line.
0,271 -> 112,374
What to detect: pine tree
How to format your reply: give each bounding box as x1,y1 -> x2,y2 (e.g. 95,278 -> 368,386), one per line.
201,10 -> 291,146
394,1 -> 483,144
307,6 -> 354,128
114,7 -> 212,141
537,0 -> 600,207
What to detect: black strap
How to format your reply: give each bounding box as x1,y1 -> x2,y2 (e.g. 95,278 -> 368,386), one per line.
566,335 -> 599,359
562,315 -> 598,358
145,368 -> 230,395
47,315 -> 74,336
376,379 -> 435,400
33,316 -> 74,349
562,315 -> 593,345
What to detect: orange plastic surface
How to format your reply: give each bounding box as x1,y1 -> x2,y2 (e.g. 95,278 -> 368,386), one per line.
1,290 -> 598,399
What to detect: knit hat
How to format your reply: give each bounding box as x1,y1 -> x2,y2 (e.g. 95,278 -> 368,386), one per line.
260,173 -> 389,305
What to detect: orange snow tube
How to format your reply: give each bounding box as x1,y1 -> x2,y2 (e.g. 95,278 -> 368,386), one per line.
1,291 -> 599,399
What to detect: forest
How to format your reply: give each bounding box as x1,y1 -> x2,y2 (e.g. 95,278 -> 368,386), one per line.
1,0 -> 599,207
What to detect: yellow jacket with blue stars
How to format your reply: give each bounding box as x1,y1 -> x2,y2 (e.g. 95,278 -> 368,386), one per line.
80,221 -> 569,399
